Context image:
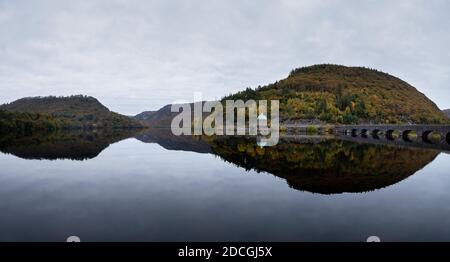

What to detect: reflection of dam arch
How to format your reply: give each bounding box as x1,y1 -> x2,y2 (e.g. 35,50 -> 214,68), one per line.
372,129 -> 381,139
422,130 -> 435,144
386,130 -> 397,141
402,130 -> 415,142
361,129 -> 369,138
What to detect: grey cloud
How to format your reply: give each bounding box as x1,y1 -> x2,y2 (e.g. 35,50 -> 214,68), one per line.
0,0 -> 449,114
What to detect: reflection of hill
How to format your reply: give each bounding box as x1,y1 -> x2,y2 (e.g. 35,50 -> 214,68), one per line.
135,128 -> 212,153
0,129 -> 142,160
0,126 -> 440,194
209,137 -> 439,194
132,130 -> 440,194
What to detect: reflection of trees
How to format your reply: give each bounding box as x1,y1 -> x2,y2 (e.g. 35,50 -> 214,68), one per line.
209,137 -> 439,194
0,129 -> 142,160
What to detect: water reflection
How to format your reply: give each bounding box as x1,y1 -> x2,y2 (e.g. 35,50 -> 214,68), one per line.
0,129 -> 142,160
0,128 -> 441,194
209,136 -> 439,194
135,128 -> 212,153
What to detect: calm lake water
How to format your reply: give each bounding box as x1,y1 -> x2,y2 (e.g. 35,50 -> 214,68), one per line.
0,129 -> 450,242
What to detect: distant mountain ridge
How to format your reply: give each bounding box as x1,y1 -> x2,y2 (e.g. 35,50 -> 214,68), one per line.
134,104 -> 173,127
444,109 -> 450,119
0,95 -> 143,131
134,102 -> 212,127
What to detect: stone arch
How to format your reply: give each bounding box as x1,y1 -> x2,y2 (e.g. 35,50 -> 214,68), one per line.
351,129 -> 358,137
386,130 -> 397,141
447,132 -> 450,144
402,130 -> 414,142
361,129 -> 368,138
372,129 -> 381,139
422,130 -> 440,144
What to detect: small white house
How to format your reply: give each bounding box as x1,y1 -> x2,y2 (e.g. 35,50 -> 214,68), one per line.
257,113 -> 267,121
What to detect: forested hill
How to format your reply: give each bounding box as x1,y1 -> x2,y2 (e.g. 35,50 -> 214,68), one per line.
0,95 -> 142,132
223,64 -> 449,124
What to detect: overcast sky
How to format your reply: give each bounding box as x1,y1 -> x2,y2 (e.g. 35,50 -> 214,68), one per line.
1,0 -> 449,115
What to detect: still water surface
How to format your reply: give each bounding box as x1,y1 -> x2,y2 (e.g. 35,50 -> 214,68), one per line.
0,129 -> 449,241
